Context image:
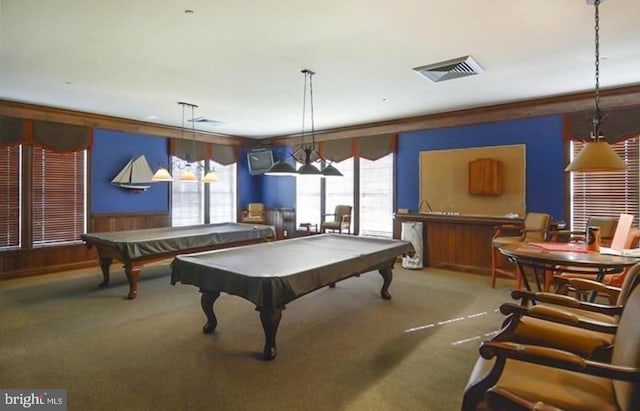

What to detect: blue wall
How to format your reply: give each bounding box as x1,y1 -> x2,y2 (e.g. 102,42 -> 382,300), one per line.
260,145 -> 296,209
91,129 -> 170,213
396,116 -> 565,220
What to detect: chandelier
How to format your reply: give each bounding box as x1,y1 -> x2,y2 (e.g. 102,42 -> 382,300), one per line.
265,69 -> 342,177
152,102 -> 219,183
565,0 -> 625,173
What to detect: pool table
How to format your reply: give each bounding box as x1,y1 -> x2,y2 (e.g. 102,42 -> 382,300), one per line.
81,222 -> 274,299
170,234 -> 414,360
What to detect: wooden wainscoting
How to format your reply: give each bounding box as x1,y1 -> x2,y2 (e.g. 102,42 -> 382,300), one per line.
0,212 -> 171,280
89,212 -> 170,233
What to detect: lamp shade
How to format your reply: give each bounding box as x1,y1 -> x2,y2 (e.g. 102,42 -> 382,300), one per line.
179,169 -> 198,181
202,171 -> 219,183
565,140 -> 626,172
264,160 -> 298,176
151,167 -> 173,181
298,162 -> 322,176
321,163 -> 343,177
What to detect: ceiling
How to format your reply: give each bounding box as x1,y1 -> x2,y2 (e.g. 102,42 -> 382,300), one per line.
2,0 -> 640,139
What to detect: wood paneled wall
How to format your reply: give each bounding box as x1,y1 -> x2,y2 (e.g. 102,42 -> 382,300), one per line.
0,212 -> 170,280
89,212 -> 170,233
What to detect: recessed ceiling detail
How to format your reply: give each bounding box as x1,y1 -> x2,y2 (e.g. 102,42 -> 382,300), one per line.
413,55 -> 484,83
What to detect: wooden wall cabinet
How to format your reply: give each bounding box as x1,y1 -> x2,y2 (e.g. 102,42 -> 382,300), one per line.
468,158 -> 502,195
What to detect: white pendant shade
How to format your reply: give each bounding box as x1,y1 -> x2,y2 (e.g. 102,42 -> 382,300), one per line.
565,140 -> 626,172
203,171 -> 219,183
179,169 -> 197,181
151,167 -> 173,181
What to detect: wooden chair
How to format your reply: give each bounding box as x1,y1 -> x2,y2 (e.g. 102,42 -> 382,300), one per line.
320,205 -> 352,234
490,212 -> 551,288
489,262 -> 640,363
552,216 -> 619,246
240,203 -> 266,225
462,283 -> 640,411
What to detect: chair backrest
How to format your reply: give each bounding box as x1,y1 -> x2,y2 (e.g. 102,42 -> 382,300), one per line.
588,216 -> 619,246
617,262 -> 640,306
522,212 -> 551,242
611,284 -> 640,410
247,203 -> 264,217
334,205 -> 352,230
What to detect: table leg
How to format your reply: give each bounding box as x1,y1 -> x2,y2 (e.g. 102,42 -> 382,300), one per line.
515,261 -> 532,292
259,307 -> 282,361
378,268 -> 393,300
588,268 -> 606,302
200,290 -> 221,333
123,264 -> 142,300
98,257 -> 112,287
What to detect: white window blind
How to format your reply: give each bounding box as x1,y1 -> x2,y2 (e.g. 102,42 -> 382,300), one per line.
296,172 -> 321,228
325,158 -> 354,228
570,137 -> 640,231
171,157 -> 204,226
0,145 -> 21,248
208,160 -> 237,223
32,147 -> 86,246
360,154 -> 394,237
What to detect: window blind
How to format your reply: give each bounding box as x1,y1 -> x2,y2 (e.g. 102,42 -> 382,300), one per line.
325,158 -> 354,222
208,161 -> 237,223
570,137 -> 640,231
360,154 -> 394,237
0,145 -> 21,248
171,157 -> 204,226
32,147 -> 86,245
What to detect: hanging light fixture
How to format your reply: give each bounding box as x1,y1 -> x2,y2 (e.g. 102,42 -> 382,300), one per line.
152,102 -> 219,183
265,69 -> 343,177
565,0 -> 625,173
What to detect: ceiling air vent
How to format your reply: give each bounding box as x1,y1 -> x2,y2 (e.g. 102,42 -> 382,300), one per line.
413,55 -> 484,83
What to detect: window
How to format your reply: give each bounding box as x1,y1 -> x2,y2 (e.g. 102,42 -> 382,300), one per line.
171,157 -> 238,226
325,158 -> 354,218
171,158 -> 204,226
360,154 -> 394,237
296,173 -> 321,228
0,145 -> 21,248
32,147 -> 86,245
570,137 -> 640,231
208,160 -> 237,223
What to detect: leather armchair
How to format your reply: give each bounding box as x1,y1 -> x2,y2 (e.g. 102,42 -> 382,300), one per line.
320,205 -> 352,234
491,212 -> 551,288
462,284 -> 640,411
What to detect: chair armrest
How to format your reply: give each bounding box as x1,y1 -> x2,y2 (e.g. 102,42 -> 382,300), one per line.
500,302 -> 619,334
479,341 -> 640,382
493,224 -> 523,238
568,278 -> 621,301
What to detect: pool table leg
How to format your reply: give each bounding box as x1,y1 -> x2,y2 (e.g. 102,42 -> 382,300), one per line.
123,264 -> 142,300
259,307 -> 282,361
98,257 -> 112,287
379,268 -> 393,300
200,290 -> 221,333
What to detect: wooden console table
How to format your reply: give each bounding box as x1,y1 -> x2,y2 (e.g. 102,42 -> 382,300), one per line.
393,213 -> 524,276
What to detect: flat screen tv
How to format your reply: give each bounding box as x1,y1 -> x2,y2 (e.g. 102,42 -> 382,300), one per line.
247,149 -> 274,175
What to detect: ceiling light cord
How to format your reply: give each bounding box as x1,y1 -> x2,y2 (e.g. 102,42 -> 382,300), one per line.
593,0 -> 601,141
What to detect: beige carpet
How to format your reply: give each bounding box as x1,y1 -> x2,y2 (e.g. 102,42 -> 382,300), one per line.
0,262 -> 515,411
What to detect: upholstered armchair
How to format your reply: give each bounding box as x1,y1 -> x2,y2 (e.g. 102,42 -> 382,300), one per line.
491,212 -> 551,288
320,205 -> 352,234
461,284 -> 640,411
241,203 -> 266,225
